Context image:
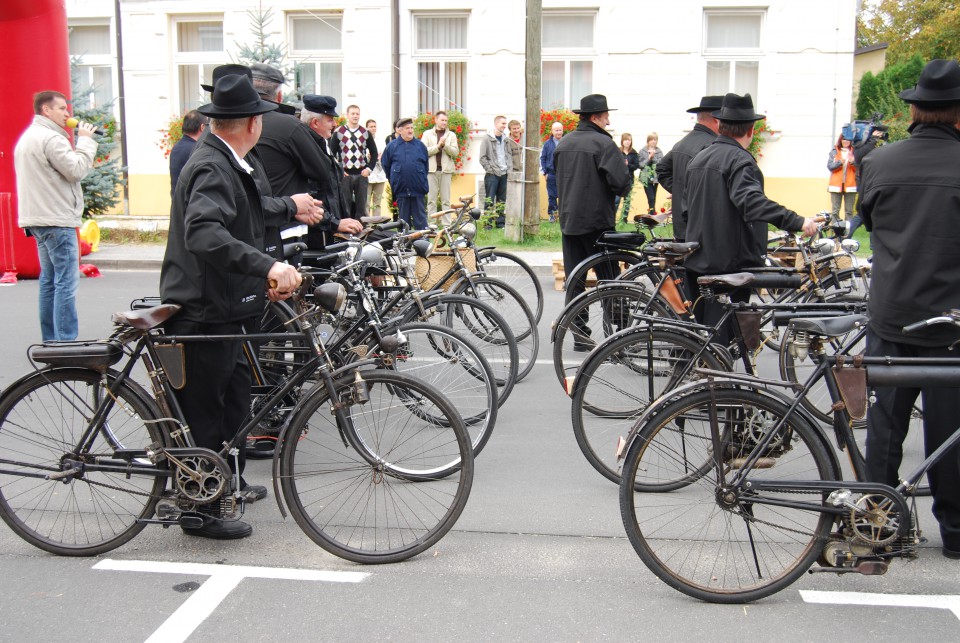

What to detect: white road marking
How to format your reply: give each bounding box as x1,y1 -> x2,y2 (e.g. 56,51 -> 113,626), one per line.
800,590 -> 960,620
93,559 -> 369,642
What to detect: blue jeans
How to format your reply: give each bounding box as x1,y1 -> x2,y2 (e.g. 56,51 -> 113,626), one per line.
397,196 -> 428,230
545,173 -> 558,216
30,226 -> 79,341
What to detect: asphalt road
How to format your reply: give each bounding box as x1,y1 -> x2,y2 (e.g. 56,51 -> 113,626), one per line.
0,270 -> 958,641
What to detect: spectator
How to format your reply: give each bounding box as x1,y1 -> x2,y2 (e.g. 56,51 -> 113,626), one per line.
382,117 -> 429,230
657,95 -> 723,241
479,115 -> 510,226
507,119 -> 523,175
859,59 -> 960,560
554,94 -> 632,348
333,105 -> 377,219
614,133 -> 640,223
14,90 -> 98,342
540,121 -> 563,223
366,119 -> 387,218
684,93 -> 818,344
827,130 -> 857,225
421,110 -> 459,225
638,132 -> 663,215
169,110 -> 207,195
160,74 -> 300,539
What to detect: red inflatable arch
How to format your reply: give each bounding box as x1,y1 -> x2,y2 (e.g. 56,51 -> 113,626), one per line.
0,0 -> 73,280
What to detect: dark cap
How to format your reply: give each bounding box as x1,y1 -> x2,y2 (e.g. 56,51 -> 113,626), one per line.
303,94 -> 339,117
396,117 -> 413,128
250,62 -> 285,84
898,59 -> 960,106
686,95 -> 725,114
200,64 -> 252,92
572,93 -> 616,114
711,93 -> 766,122
197,74 -> 278,119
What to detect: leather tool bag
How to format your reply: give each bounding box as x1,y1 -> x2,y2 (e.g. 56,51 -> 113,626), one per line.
735,311 -> 762,352
832,354 -> 867,420
155,343 -> 186,390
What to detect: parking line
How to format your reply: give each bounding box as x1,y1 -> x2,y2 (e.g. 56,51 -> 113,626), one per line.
800,590 -> 960,620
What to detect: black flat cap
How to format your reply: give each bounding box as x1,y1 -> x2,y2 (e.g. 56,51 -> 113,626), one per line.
250,62 -> 285,85
303,94 -> 339,117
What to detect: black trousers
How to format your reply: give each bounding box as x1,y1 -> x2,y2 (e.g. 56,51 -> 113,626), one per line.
342,173 -> 369,219
864,327 -> 960,549
166,318 -> 256,483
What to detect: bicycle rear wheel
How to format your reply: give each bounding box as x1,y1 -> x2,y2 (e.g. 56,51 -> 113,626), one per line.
619,387 -> 837,603
474,248 -> 544,323
280,369 -> 473,564
0,368 -> 166,556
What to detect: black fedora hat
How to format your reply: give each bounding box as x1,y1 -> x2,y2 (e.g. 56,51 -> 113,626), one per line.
712,93 -> 766,122
686,95 -> 725,114
197,75 -> 278,119
200,64 -> 253,92
572,93 -> 616,114
899,59 -> 960,106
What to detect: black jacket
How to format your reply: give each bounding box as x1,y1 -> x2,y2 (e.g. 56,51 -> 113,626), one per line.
160,134 -> 276,323
860,124 -> 960,347
554,120 -> 632,235
169,135 -> 197,196
684,136 -> 805,275
657,123 -> 717,239
305,129 -> 349,250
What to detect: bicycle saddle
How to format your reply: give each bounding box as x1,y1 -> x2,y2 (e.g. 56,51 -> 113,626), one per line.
633,212 -> 671,228
111,303 -> 182,330
596,232 -> 645,250
697,272 -> 804,291
648,241 -> 699,256
360,215 -> 391,226
788,314 -> 868,338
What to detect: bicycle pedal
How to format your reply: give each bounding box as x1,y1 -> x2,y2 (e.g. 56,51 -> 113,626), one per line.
179,514 -> 205,529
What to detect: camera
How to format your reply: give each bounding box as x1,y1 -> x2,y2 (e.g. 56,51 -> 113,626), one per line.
841,112 -> 889,144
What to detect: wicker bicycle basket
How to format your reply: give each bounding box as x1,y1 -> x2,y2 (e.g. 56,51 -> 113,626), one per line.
414,247 -> 477,291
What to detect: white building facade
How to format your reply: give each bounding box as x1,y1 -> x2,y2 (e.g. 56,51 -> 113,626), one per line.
66,0 -> 858,216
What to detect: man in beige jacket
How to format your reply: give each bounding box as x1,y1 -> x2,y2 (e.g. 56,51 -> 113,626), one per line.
421,111 -> 459,225
14,91 -> 98,341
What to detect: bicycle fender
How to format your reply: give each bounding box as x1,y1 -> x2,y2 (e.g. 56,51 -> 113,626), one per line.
270,359 -> 381,518
550,282 -> 653,345
562,251 -> 642,292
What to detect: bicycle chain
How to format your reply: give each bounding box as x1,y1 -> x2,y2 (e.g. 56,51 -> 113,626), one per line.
731,486 -> 828,539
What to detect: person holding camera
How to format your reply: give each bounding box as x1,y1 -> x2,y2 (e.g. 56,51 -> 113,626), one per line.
826,131 -> 857,224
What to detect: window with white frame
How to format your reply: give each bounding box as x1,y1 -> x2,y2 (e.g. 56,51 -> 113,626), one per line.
541,11 -> 595,110
69,23 -> 114,111
173,17 -> 224,113
288,13 -> 343,100
703,10 -> 763,104
413,13 -> 468,114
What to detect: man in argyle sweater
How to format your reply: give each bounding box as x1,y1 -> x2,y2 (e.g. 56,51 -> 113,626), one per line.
334,104 -> 378,219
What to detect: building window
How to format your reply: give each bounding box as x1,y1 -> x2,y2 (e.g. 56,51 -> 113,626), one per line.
541,11 -> 595,109
289,13 -> 343,99
173,18 -> 224,113
69,24 -> 114,111
703,10 -> 763,102
413,13 -> 468,114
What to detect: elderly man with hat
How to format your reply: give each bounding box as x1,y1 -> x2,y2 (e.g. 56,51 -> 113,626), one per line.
554,94 -> 633,340
656,95 -> 723,242
381,117 -> 430,229
859,59 -> 960,560
683,93 -> 818,344
160,74 -> 302,540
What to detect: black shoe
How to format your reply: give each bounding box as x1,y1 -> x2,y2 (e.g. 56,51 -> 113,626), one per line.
943,546 -> 960,559
245,437 -> 275,459
181,516 -> 253,540
240,481 -> 268,503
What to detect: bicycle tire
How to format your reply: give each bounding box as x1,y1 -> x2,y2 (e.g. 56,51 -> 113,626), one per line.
619,387 -> 838,603
367,322 -> 498,457
474,248 -> 544,324
400,293 -> 519,405
453,276 -> 538,381
552,283 -> 672,389
564,250 -> 644,296
570,328 -> 726,484
279,369 -> 473,564
0,368 -> 167,556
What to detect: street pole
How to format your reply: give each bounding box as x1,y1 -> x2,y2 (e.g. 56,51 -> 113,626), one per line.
523,0 -> 542,239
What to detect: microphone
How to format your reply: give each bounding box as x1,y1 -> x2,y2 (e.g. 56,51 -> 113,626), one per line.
65,117 -> 104,136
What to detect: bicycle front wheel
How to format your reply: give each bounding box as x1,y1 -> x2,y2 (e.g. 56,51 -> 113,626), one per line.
280,370 -> 473,564
0,368 -> 166,556
619,387 -> 837,603
474,248 -> 544,323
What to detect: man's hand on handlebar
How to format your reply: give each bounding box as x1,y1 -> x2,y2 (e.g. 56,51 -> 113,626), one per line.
266,262 -> 302,301
338,218 -> 364,235
799,216 -> 825,238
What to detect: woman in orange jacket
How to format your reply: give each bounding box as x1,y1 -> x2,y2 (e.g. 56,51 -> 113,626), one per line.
827,133 -> 857,223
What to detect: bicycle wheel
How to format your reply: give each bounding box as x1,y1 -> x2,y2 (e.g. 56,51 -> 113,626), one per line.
401,294 -> 519,405
474,248 -> 544,323
565,251 -> 644,296
367,322 -> 498,457
570,328 -> 726,484
620,387 -> 838,603
453,276 -> 539,382
279,369 -> 473,564
0,368 -> 166,556
552,283 -> 671,389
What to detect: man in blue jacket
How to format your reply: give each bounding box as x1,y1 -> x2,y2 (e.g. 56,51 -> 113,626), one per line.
382,117 -> 429,229
540,121 -> 563,222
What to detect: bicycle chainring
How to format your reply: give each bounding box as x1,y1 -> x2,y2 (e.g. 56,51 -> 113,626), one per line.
844,494 -> 902,546
174,455 -> 228,503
